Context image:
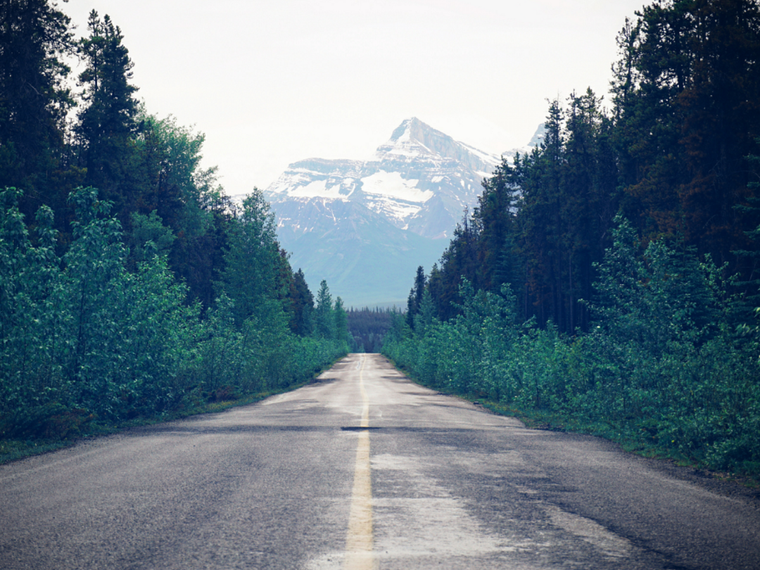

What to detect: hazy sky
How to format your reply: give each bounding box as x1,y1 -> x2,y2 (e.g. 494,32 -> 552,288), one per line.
61,0 -> 646,194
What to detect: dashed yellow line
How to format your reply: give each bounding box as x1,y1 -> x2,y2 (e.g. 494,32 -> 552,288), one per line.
345,356 -> 374,570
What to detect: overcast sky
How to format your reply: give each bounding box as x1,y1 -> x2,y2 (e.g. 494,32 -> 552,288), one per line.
61,0 -> 646,195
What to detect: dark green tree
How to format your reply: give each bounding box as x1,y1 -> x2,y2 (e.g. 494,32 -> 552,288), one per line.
314,279 -> 334,340
290,268 -> 314,336
432,210 -> 479,320
517,101 -> 565,328
560,89 -> 619,331
75,10 -> 140,219
333,296 -> 349,345
0,0 -> 77,219
406,265 -> 426,328
472,156 -> 521,295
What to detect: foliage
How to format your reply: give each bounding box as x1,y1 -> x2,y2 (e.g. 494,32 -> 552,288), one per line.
0,184 -> 347,440
611,0 -> 760,273
385,216 -> 760,475
314,280 -> 335,340
75,10 -> 140,215
218,189 -> 280,326
406,266 -> 426,329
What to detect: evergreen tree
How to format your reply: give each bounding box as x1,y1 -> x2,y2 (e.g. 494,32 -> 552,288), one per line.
433,209 -> 479,320
169,190 -> 231,310
314,280 -> 334,340
134,114 -> 218,236
406,265 -> 426,328
517,101 -> 565,328
0,0 -> 76,219
290,268 -> 314,336
333,296 -> 349,345
473,156 -> 521,295
75,11 -> 140,220
561,89 -> 619,331
426,262 -> 446,320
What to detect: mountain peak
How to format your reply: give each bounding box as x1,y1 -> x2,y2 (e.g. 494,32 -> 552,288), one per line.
388,117 -> 434,143
382,117 -> 451,156
377,118 -> 498,174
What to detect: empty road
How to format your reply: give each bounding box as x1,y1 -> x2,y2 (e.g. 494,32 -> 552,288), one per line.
1,354 -> 759,569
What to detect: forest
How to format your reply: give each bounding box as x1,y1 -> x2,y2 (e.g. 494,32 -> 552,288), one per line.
0,2 -> 349,452
347,307 -> 394,353
385,0 -> 760,476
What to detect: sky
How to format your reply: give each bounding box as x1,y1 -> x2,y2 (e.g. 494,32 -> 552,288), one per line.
61,0 -> 646,195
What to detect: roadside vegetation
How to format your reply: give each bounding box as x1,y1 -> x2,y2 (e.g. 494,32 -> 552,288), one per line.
385,0 -> 760,479
0,2 -> 349,460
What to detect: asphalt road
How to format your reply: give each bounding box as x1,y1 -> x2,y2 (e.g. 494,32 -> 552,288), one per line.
1,353 -> 759,569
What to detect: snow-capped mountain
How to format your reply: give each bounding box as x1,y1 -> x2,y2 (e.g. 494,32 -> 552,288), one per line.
263,118 -> 539,307
266,117 -> 499,240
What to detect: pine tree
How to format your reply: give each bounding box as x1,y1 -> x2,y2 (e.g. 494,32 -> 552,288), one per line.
314,280 -> 334,340
518,101 -> 565,328
290,268 -> 314,336
561,89 -> 619,331
472,156 -> 522,297
434,210 -> 479,320
406,265 -> 426,328
333,296 -> 349,345
75,11 -> 139,219
0,0 -> 76,218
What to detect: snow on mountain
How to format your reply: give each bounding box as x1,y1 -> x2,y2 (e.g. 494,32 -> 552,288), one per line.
265,117 -> 500,240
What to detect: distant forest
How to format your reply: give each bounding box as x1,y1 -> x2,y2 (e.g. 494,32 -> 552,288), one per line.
347,308 -> 394,353
386,0 -> 760,476
0,2 -> 349,445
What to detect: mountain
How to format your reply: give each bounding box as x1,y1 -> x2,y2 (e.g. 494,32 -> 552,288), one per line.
267,118 -> 499,239
273,198 -> 444,308
264,118 -> 532,307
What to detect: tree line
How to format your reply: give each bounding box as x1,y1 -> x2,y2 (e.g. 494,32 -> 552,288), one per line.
347,307 -> 394,353
387,0 -> 760,476
0,1 -> 349,442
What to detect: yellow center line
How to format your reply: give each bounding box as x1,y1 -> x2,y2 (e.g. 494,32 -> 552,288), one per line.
345,356 -> 374,570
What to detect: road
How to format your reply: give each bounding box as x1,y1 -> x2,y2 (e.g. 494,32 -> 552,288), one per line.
1,353 -> 759,569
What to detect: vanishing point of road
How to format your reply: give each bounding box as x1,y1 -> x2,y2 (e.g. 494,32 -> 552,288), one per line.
1,354 -> 759,569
